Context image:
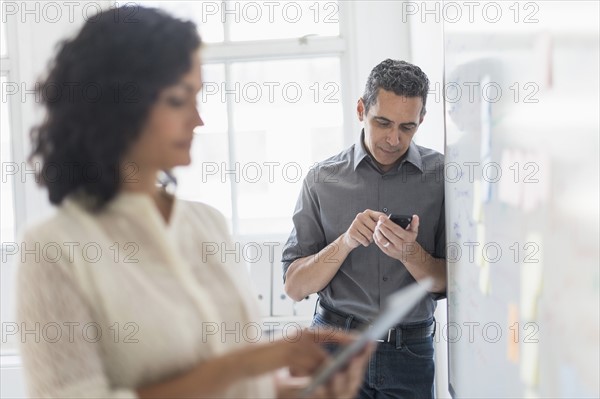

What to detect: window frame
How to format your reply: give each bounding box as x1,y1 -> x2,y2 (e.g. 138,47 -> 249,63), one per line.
0,3 -> 362,359
124,0 -> 355,235
1,12 -> 26,357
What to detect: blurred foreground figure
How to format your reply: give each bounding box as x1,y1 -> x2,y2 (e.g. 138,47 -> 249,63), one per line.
16,5 -> 371,398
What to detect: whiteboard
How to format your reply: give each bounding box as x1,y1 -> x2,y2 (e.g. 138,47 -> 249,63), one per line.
443,1 -> 599,397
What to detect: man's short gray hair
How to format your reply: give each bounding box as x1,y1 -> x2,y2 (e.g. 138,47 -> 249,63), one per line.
362,59 -> 430,117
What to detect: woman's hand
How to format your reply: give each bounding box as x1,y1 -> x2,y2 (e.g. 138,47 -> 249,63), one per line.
138,327 -> 371,399
313,342 -> 374,399
273,328 -> 333,376
278,329 -> 375,399
289,328 -> 363,377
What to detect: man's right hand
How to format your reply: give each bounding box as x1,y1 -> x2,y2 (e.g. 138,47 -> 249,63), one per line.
285,210 -> 386,301
342,209 -> 388,249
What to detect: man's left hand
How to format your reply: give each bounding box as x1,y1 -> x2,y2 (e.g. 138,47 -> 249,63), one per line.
373,214 -> 421,263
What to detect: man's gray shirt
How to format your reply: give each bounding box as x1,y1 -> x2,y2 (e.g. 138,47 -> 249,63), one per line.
282,132 -> 446,323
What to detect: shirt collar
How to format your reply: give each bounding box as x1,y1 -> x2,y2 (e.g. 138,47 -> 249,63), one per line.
353,130 -> 424,173
403,140 -> 424,173
352,129 -> 371,171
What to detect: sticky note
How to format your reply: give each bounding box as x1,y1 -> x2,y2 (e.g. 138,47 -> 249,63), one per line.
507,303 -> 520,363
520,233 -> 544,321
476,222 -> 486,267
499,149 -> 522,207
479,261 -> 491,295
520,339 -> 540,387
523,387 -> 540,398
480,77 -> 492,159
521,151 -> 551,212
472,179 -> 484,222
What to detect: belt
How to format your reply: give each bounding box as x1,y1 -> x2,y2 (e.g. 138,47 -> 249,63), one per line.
316,304 -> 435,344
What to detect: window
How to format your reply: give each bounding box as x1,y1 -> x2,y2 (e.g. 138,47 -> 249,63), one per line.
176,63 -> 233,219
136,1 -> 225,42
0,14 -> 7,57
226,1 -> 340,41
136,1 -> 340,42
0,5 -> 349,351
137,1 -> 346,236
1,13 -> 18,354
1,75 -> 15,245
228,57 -> 342,235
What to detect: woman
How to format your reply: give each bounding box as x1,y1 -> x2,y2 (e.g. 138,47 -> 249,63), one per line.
16,5 -> 371,398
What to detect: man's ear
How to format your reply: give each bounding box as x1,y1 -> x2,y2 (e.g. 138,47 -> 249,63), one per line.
357,98 -> 365,122
419,111 -> 426,125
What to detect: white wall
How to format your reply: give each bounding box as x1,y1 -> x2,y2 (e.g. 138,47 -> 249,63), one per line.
339,1 -> 412,146
408,12 -> 446,153
407,9 -> 450,399
1,355 -> 26,398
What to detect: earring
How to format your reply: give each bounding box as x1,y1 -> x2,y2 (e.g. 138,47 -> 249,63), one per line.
157,170 -> 177,196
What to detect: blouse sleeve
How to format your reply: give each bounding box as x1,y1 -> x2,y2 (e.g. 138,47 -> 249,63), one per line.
15,230 -> 138,399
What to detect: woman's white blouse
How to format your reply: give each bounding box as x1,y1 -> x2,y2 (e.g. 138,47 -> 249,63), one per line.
16,192 -> 275,398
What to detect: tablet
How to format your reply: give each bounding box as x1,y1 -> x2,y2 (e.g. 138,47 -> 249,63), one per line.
300,278 -> 433,398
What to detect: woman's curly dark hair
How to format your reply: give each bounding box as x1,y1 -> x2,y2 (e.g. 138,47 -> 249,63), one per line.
29,5 -> 201,210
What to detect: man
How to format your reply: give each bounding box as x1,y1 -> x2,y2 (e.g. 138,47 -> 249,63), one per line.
282,59 -> 446,398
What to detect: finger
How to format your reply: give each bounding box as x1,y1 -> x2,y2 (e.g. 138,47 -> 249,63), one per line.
379,216 -> 410,238
355,223 -> 375,244
342,349 -> 371,398
290,336 -> 330,374
347,358 -> 363,384
365,209 -> 388,223
378,222 -> 407,248
309,328 -> 357,345
357,342 -> 376,362
289,350 -> 327,376
344,363 -> 364,396
288,346 -> 327,376
327,372 -> 346,399
376,223 -> 398,247
349,228 -> 370,247
310,385 -> 328,399
408,214 -> 420,234
347,344 -> 373,381
356,212 -> 379,233
373,230 -> 392,254
361,215 -> 383,234
373,228 -> 390,248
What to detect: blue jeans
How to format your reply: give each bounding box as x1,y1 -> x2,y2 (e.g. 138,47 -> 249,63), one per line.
311,313 -> 435,399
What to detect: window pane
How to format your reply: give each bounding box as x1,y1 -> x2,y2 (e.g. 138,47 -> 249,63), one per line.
1,75 -> 15,244
174,63 -> 233,220
1,74 -> 16,353
0,14 -> 7,57
134,1 -> 224,43
229,57 -> 343,235
228,0 -> 340,41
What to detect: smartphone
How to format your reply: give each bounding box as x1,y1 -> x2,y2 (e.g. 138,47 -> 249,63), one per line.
388,214 -> 413,229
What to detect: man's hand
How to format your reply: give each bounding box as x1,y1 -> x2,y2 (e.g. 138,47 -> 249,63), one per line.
373,214 -> 421,262
342,210 -> 388,249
